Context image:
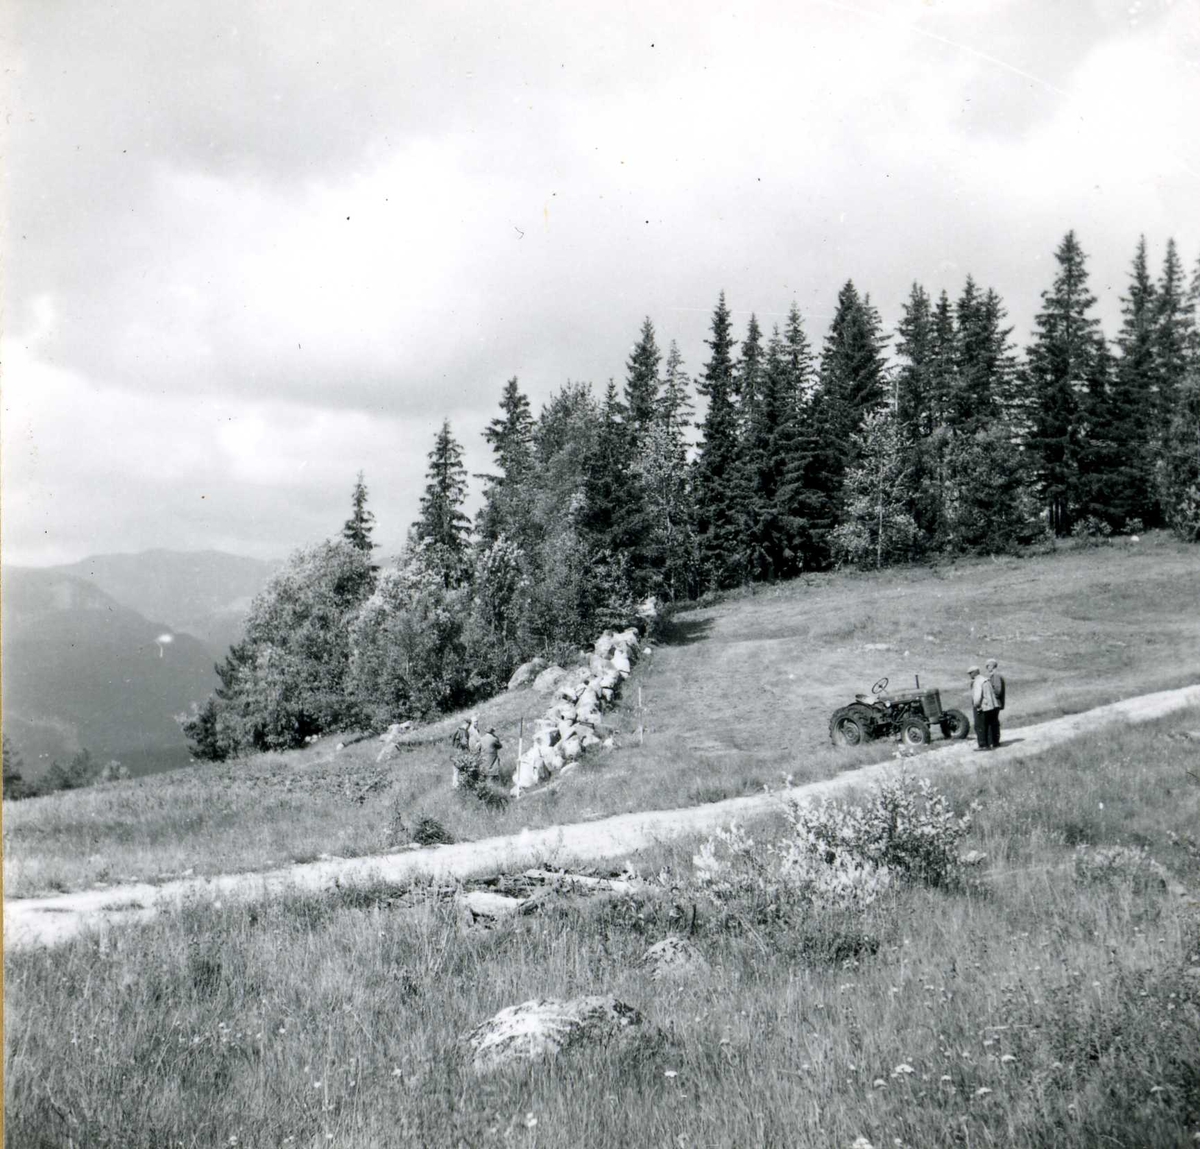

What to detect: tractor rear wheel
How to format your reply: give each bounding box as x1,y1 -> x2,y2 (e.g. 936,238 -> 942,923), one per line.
900,716 -> 931,746
830,708 -> 868,746
939,708 -> 971,740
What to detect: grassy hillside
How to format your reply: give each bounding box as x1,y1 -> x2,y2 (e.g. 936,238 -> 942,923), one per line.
5,709 -> 1199,1147
5,534 -> 1200,900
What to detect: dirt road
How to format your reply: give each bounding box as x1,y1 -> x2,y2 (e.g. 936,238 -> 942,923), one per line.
6,683 -> 1198,951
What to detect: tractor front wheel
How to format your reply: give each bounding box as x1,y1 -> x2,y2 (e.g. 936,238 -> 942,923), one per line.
830,709 -> 868,746
900,716 -> 931,746
939,708 -> 971,740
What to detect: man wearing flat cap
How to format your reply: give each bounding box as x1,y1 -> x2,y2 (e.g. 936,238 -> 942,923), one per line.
985,658 -> 1005,747
970,664 -> 1000,750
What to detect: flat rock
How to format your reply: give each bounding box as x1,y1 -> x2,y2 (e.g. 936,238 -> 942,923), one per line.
466,995 -> 644,1073
508,657 -> 548,690
642,935 -> 709,981
532,665 -> 572,693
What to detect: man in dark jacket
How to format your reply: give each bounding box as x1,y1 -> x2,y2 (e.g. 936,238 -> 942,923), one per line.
985,658 -> 1005,747
479,725 -> 503,781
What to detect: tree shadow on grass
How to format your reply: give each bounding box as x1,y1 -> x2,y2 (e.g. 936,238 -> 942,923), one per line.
658,615 -> 715,647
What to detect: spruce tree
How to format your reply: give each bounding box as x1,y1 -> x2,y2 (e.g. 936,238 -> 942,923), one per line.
416,419 -> 472,587
896,283 -> 934,435
694,292 -> 750,588
773,302 -> 818,566
1160,372 -> 1200,541
929,290 -> 958,430
949,276 -> 986,429
1101,235 -> 1160,528
658,340 -> 694,439
819,281 -> 888,459
579,380 -> 646,575
954,280 -> 1016,433
637,340 -> 696,600
738,313 -> 773,581
1187,254 -> 1200,372
1155,238 -> 1194,426
736,313 -> 766,425
895,282 -> 942,546
624,318 -> 662,442
477,376 -> 535,544
744,326 -> 789,581
341,471 -> 376,553
807,281 -> 889,560
1024,230 -> 1104,535
1075,341 -> 1143,530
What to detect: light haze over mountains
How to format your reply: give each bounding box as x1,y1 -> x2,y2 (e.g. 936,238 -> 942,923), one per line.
2,550 -> 276,777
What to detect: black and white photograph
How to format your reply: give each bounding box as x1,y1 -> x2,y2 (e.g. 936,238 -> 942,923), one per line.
3,1 -> 1200,1144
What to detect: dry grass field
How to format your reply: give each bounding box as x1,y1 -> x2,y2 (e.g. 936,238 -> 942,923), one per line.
4,710 -> 1199,1147
5,533 -> 1200,900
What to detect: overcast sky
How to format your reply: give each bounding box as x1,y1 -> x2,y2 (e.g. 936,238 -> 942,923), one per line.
4,0 -> 1199,567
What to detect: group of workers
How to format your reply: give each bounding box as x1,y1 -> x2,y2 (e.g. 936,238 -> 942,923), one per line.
450,714 -> 505,788
968,658 -> 1006,750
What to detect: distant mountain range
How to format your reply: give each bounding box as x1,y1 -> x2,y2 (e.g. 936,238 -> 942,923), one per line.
2,551 -> 277,779
52,549 -> 279,654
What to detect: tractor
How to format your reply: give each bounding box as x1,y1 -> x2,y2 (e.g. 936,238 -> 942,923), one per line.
829,676 -> 971,747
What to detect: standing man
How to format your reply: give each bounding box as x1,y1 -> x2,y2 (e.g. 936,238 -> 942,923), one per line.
985,658 -> 1005,748
968,667 -> 985,749
479,725 -> 504,783
971,664 -> 999,750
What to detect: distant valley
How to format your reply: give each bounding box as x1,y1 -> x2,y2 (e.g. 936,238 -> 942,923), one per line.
2,551 -> 277,778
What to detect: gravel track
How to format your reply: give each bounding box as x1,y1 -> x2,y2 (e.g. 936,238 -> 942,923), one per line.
6,683 -> 1198,950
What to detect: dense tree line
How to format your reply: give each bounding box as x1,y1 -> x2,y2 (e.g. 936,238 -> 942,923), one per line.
182,231 -> 1200,759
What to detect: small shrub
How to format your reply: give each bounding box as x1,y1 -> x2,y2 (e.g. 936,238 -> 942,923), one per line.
691,775 -> 974,919
1073,844 -> 1169,892
411,816 -> 455,847
1071,515 -> 1113,545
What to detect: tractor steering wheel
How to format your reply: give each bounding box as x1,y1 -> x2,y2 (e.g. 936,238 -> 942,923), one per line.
871,677 -> 889,695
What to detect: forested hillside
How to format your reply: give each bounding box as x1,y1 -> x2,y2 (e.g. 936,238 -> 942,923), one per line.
181,230 -> 1200,761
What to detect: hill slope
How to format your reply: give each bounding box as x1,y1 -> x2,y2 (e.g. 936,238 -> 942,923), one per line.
1,568 -> 218,774
4,533 -> 1199,899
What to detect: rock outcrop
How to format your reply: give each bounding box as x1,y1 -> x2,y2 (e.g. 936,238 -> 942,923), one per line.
642,935 -> 709,981
507,657 -> 549,691
466,995 -> 645,1073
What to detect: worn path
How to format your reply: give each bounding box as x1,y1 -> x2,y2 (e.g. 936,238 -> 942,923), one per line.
6,684 -> 1198,951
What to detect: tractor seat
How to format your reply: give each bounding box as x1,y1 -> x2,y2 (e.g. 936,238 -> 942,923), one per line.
854,693 -> 869,703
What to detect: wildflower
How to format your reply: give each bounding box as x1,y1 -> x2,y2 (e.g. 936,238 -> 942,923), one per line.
892,1064 -> 914,1076
391,1068 -> 403,1078
1150,1085 -> 1165,1094
940,1075 -> 952,1084
664,1070 -> 678,1079
873,1078 -> 886,1088
1000,1054 -> 1016,1064
850,1138 -> 875,1149
975,1087 -> 992,1098
524,1113 -> 538,1129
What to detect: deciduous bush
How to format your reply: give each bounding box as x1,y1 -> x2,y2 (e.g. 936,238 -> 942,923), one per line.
691,775 -> 974,919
